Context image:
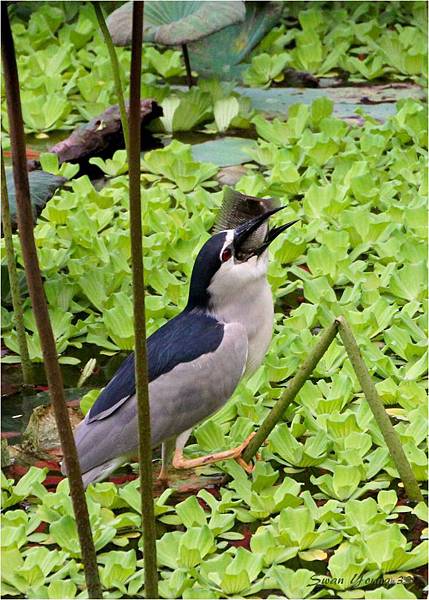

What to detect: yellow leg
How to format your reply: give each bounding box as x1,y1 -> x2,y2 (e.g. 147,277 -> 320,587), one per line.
235,456 -> 255,474
172,432 -> 256,471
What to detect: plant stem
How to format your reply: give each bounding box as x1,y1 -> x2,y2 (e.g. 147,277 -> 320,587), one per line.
1,149 -> 33,384
1,7 -> 103,598
128,2 -> 158,597
337,316 -> 425,504
181,43 -> 194,88
93,1 -> 129,154
243,321 -> 338,463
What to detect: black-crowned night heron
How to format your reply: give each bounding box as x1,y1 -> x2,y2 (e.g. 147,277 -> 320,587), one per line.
63,207 -> 296,487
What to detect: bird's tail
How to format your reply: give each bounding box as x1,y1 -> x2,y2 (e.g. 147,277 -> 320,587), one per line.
60,456 -> 125,488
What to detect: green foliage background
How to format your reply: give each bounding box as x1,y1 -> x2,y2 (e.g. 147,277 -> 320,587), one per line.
1,2 -> 428,599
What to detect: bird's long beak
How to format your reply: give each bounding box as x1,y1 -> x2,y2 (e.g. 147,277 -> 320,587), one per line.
234,207 -> 298,258
254,220 -> 298,256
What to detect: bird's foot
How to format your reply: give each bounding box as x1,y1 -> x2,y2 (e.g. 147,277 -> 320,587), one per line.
233,433 -> 262,473
172,432 -> 257,471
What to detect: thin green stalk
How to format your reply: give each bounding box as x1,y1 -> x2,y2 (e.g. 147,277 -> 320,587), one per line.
1,149 -> 32,384
128,2 -> 158,597
1,6 -> 103,597
243,321 -> 339,463
337,316 -> 425,504
93,1 -> 129,154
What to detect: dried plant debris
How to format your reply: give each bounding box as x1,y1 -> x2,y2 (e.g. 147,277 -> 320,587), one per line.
28,100 -> 162,177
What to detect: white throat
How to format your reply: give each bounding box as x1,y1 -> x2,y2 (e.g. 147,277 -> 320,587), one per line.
207,232 -> 274,376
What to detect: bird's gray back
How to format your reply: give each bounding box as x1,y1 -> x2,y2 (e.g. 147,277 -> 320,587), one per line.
73,322 -> 248,476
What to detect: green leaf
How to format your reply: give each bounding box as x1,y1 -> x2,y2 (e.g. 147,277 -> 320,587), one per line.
89,150 -> 128,177
377,490 -> 398,514
49,516 -> 80,555
178,526 -> 215,568
327,542 -> 366,590
194,420 -> 225,452
157,532 -> 182,569
388,261 -> 427,302
310,97 -> 334,126
79,388 -> 101,416
364,526 -> 411,572
250,526 -> 297,566
145,47 -> 185,79
244,53 -> 289,87
156,86 -> 216,134
304,277 -> 337,304
21,92 -> 71,132
278,506 -> 316,548
2,467 -> 48,508
365,584 -> 417,599
268,566 -> 317,599
175,496 -> 207,528
99,550 -> 136,592
403,351 -> 428,381
107,1 -> 246,46
213,97 -> 240,132
47,580 -> 77,599
221,549 -> 263,594
103,292 -> 134,350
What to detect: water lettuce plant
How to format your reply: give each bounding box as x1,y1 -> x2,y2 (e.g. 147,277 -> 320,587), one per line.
3,2 -> 426,137
3,3 -> 256,137
1,3 -> 427,598
1,466 -> 427,598
2,95 -> 427,597
244,3 -> 427,85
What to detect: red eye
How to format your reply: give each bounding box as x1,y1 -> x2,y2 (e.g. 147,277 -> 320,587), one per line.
221,247 -> 232,262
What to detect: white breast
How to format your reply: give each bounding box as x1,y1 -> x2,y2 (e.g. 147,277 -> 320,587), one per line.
208,253 -> 274,377
238,281 -> 274,376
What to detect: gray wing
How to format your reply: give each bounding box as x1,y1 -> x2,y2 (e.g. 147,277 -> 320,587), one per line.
73,322 -> 248,478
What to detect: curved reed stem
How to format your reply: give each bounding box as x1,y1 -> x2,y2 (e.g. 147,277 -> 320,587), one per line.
1,6 -> 102,597
92,1 -> 129,154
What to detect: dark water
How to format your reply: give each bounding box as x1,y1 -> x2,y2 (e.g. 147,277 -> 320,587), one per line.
1,346 -> 129,439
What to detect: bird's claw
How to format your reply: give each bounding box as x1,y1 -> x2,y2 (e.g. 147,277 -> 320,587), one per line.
235,456 -> 255,473
233,432 -> 261,474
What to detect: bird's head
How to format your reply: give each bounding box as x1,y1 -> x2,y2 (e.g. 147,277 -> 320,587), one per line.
186,208 -> 297,310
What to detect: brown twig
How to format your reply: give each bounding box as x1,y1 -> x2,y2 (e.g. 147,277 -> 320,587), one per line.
1,6 -> 102,597
128,2 -> 158,597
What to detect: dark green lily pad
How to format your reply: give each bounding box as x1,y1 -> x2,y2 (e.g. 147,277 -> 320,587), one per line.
191,136 -> 257,167
107,1 -> 245,46
189,2 -> 283,79
6,168 -> 66,225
